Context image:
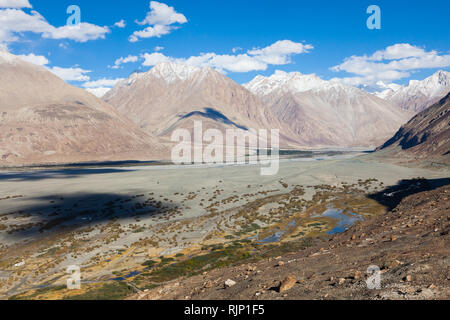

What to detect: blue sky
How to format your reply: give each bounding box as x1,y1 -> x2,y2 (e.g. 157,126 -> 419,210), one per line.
1,0 -> 449,94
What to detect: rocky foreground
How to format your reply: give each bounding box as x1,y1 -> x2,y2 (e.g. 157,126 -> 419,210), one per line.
129,184 -> 450,300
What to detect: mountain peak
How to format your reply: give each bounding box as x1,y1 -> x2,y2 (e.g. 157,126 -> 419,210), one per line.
148,61 -> 218,84
380,70 -> 450,112
244,70 -> 355,96
430,70 -> 450,85
126,61 -> 221,85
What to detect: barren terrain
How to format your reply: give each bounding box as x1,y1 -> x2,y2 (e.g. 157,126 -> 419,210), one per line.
0,154 -> 448,300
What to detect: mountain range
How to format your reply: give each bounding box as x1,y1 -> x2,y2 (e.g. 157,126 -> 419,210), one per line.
378,92 -> 450,164
1,49 -> 448,166
244,70 -> 412,147
0,49 -> 167,166
105,64 -> 411,149
103,62 -> 290,146
375,70 -> 450,112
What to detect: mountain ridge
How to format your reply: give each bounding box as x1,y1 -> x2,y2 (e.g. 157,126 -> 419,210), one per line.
376,70 -> 450,112
0,50 -> 167,166
244,70 -> 413,148
377,91 -> 450,164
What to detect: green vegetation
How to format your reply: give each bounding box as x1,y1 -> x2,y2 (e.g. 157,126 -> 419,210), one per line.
63,282 -> 135,300
8,285 -> 66,300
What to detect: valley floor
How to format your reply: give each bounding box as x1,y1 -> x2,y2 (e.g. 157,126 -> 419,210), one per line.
0,154 -> 448,299
131,184 -> 449,300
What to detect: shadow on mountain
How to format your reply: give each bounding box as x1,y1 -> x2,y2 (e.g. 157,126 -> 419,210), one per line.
181,108 -> 248,130
368,177 -> 450,211
380,129 -> 429,151
3,191 -> 175,241
0,168 -> 135,182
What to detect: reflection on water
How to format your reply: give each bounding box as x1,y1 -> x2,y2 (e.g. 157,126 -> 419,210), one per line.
258,230 -> 285,244
111,270 -> 140,281
258,219 -> 297,244
258,207 -> 364,244
316,208 -> 365,235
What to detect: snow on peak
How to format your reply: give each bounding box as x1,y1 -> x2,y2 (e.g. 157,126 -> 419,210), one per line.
244,70 -> 355,96
373,70 -> 450,111
121,61 -> 218,87
149,61 -> 203,84
376,81 -> 402,92
373,81 -> 403,99
397,70 -> 450,99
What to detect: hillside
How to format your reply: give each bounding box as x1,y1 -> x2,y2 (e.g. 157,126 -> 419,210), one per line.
245,71 -> 413,148
0,50 -> 167,166
377,92 -> 450,165
129,182 -> 449,300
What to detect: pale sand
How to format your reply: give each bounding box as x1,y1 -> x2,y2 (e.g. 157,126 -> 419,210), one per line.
0,155 -> 448,297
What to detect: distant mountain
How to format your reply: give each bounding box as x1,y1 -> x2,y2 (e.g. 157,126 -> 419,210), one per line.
104,62 -> 300,148
0,49 -> 166,166
378,92 -> 450,164
369,82 -> 402,99
244,71 -> 413,148
376,71 -> 450,112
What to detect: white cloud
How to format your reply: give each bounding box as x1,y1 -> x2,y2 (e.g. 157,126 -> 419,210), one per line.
332,43 -> 450,85
154,45 -> 164,52
129,24 -> 171,42
112,55 -> 139,68
83,77 -> 124,97
49,66 -> 91,82
129,1 -> 187,42
141,52 -> 170,66
17,53 -> 48,66
371,43 -> 428,61
85,87 -> 111,98
140,40 -> 313,73
204,54 -> 267,73
44,24 -> 110,42
82,78 -> 124,88
0,8 -> 109,44
10,51 -> 93,83
0,0 -> 31,8
137,1 -> 187,26
114,19 -> 126,28
248,40 -> 313,65
141,52 -> 267,73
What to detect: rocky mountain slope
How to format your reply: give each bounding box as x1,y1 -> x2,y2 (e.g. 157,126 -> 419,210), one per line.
129,181 -> 450,300
377,71 -> 450,113
377,92 -> 450,165
104,62 -> 300,148
0,50 -> 167,166
245,71 -> 413,148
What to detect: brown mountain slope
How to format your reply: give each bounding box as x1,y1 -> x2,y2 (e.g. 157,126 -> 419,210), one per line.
129,182 -> 450,300
0,50 -> 167,166
383,71 -> 450,113
245,71 -> 413,148
104,62 -> 305,149
377,92 -> 450,165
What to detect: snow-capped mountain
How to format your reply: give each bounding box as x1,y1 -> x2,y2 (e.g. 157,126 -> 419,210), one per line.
371,82 -> 402,99
376,70 -> 450,112
244,71 -> 413,148
244,70 -> 354,96
104,62 -> 298,147
117,62 -> 209,88
0,49 -> 166,166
